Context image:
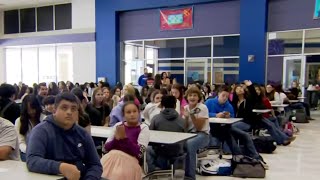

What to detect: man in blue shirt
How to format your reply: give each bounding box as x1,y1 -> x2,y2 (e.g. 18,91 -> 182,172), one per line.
138,68 -> 148,87
205,86 -> 234,118
26,93 -> 102,180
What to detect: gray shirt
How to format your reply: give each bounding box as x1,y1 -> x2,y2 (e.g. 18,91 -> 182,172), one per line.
0,117 -> 20,160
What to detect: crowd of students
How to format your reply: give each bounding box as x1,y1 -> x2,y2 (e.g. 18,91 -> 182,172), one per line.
0,76 -> 308,180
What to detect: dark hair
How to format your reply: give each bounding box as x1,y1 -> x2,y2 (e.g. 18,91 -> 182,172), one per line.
123,94 -> 135,102
58,81 -> 67,92
71,88 -> 85,101
159,88 -> 168,96
37,82 -> 47,90
55,92 -> 79,108
218,85 -> 230,93
274,84 -> 284,93
89,82 -> 95,88
161,72 -> 167,80
19,95 -> 42,136
27,87 -> 33,94
43,95 -> 56,106
154,74 -> 162,89
48,82 -> 59,96
161,95 -> 177,109
122,102 -> 140,115
33,83 -> 38,95
67,82 -> 75,92
140,86 -> 149,97
18,85 -> 28,99
0,84 -> 16,99
75,83 -> 80,87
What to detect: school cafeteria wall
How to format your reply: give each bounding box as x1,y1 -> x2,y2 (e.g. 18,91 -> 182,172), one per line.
72,0 -> 95,30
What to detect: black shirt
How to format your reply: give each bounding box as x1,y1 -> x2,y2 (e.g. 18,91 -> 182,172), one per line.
94,104 -> 111,126
0,99 -> 21,124
85,104 -> 102,126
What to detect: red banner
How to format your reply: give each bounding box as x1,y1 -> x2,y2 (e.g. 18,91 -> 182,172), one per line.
160,7 -> 193,31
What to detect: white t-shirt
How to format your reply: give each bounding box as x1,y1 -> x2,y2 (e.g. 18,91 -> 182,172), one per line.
184,103 -> 210,134
143,101 -> 181,125
0,117 -> 20,160
274,92 -> 287,111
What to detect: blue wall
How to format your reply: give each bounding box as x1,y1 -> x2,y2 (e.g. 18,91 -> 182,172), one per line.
239,0 -> 267,84
95,0 -> 267,85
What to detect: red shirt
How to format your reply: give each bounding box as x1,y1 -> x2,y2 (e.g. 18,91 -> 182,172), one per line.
262,97 -> 272,118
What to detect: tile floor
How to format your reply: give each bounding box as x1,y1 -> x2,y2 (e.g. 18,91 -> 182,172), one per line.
197,111 -> 320,180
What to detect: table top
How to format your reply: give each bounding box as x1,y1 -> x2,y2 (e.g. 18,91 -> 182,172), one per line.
0,160 -> 60,180
91,126 -> 197,144
289,100 -> 300,103
252,109 -> 271,113
297,97 -> 306,99
209,118 -> 243,124
271,104 -> 289,107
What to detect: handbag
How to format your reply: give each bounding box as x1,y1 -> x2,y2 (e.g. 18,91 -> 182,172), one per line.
231,155 -> 266,178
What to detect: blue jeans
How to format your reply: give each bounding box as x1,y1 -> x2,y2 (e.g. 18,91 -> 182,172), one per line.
185,132 -> 210,180
147,146 -> 173,172
261,118 -> 289,145
20,151 -> 26,162
231,122 -> 260,159
268,116 -> 281,130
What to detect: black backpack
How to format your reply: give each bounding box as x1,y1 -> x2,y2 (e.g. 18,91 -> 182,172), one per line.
253,136 -> 277,154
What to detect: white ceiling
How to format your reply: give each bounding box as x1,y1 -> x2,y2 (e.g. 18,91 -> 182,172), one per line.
0,0 -> 71,10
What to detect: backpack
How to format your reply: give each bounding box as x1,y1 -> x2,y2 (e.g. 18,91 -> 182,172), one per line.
284,121 -> 299,136
197,158 -> 232,176
253,136 -> 277,154
293,109 -> 309,123
231,155 -> 266,178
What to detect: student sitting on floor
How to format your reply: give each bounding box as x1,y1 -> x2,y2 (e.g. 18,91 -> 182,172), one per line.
0,117 -> 19,161
183,87 -> 210,180
26,93 -> 102,180
43,95 -> 56,115
147,95 -> 186,172
15,95 -> 46,162
101,102 -> 150,180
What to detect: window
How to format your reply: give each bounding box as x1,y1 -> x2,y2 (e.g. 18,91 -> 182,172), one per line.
20,8 -> 36,33
37,6 -> 54,31
213,36 -> 240,57
158,59 -> 184,84
4,10 -> 19,34
305,29 -> 320,54
268,31 -> 303,55
5,48 -> 21,84
21,48 -> 38,86
55,3 -> 72,30
57,46 -> 73,82
186,59 -> 211,84
145,39 -> 184,59
187,37 -> 211,57
212,58 -> 239,84
39,46 -> 56,83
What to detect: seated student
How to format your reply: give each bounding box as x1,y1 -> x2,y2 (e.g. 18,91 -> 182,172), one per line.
0,84 -> 21,124
26,93 -> 102,179
109,94 -> 141,127
101,102 -> 150,180
15,95 -> 46,162
71,87 -> 101,126
91,88 -> 111,126
183,87 -> 210,180
43,95 -> 56,115
0,117 -> 19,161
36,82 -> 48,108
147,95 -> 186,172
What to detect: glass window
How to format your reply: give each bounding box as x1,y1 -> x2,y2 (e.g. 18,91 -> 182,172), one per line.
145,39 -> 184,59
20,8 -> 36,33
6,48 -> 21,84
57,46 -> 73,82
186,59 -> 211,84
187,37 -> 211,57
158,59 -> 184,84
268,31 -> 303,55
124,41 -> 144,60
39,46 -> 56,83
305,29 -> 320,54
124,60 -> 145,85
266,56 -> 283,84
37,6 -> 54,31
4,10 -> 19,34
22,48 -> 38,86
213,36 -> 239,57
212,58 -> 239,84
55,3 -> 72,30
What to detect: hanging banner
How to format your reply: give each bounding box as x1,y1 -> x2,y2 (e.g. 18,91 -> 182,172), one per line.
160,7 -> 193,31
314,0 -> 320,19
